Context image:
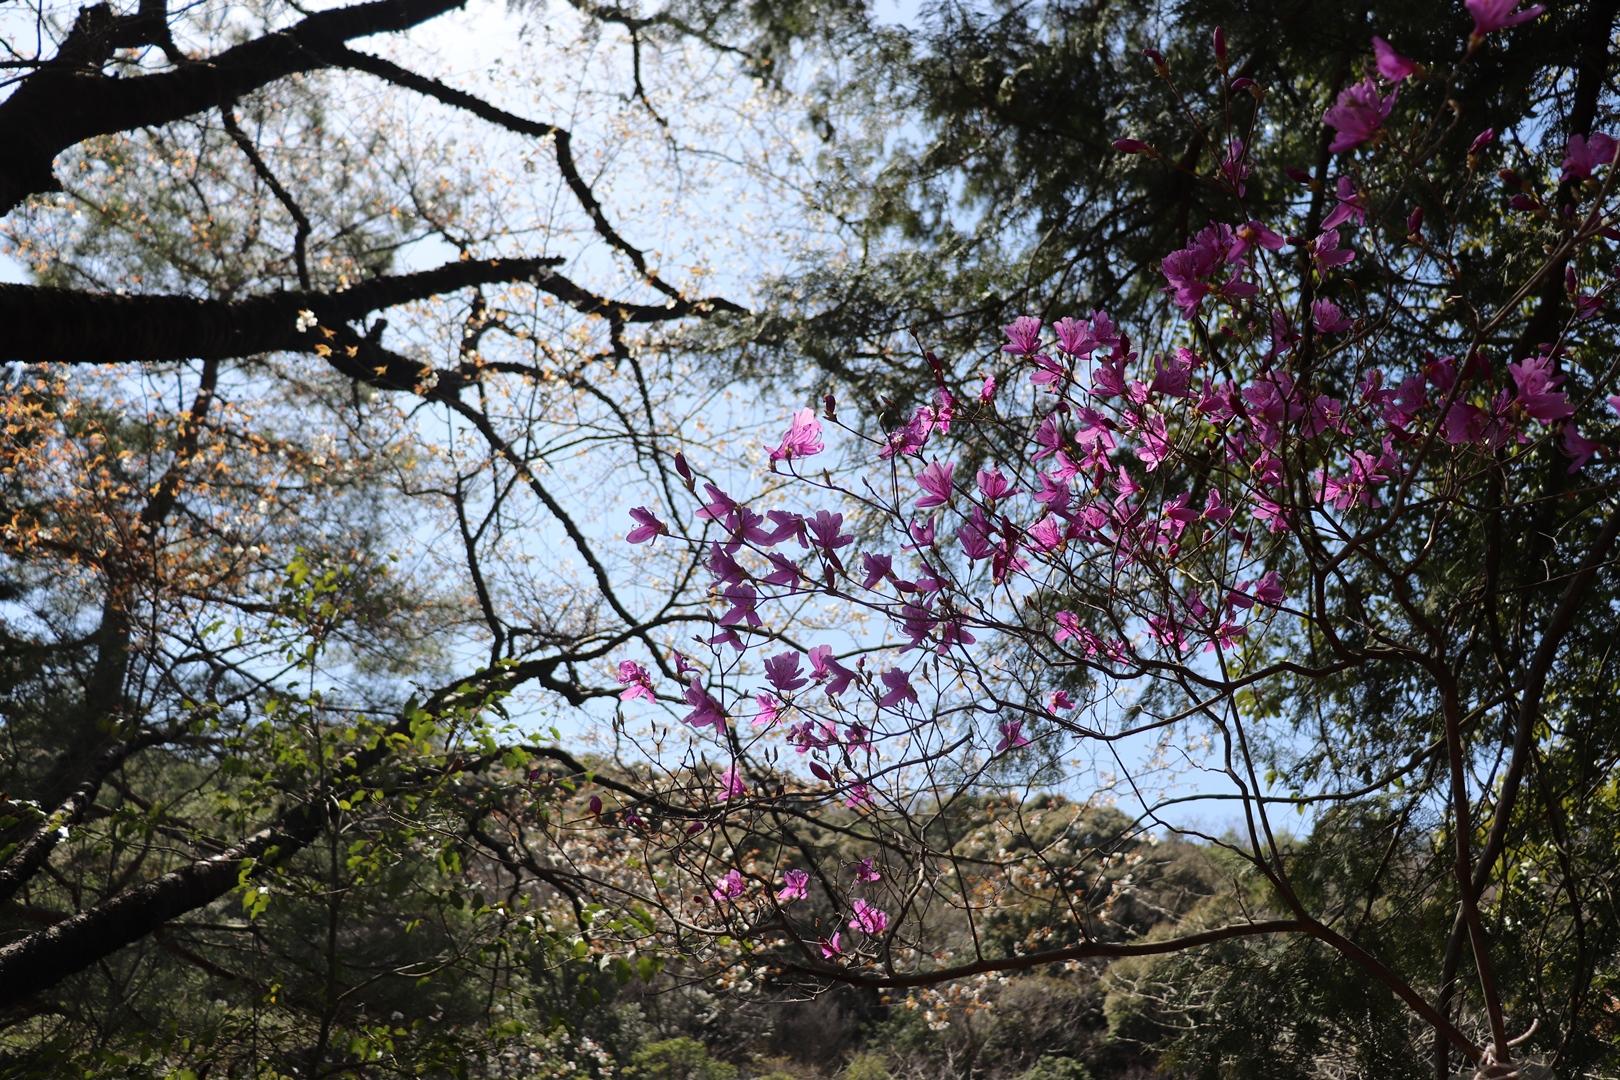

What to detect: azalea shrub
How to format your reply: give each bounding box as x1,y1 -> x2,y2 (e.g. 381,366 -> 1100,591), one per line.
614,7 -> 1620,1078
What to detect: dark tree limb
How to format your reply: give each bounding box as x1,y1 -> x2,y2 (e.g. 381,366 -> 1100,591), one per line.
0,0 -> 469,215
0,252 -> 747,367
0,256 -> 559,365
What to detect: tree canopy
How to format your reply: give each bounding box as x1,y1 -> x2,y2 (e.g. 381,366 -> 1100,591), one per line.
3,1 -> 1620,1078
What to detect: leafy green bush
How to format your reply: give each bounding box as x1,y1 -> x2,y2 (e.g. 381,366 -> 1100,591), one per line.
627,1037 -> 739,1080
840,1051 -> 893,1080
1019,1057 -> 1093,1080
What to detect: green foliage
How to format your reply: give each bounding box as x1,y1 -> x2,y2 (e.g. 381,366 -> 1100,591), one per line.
1018,1057 -> 1093,1080
838,1051 -> 893,1080
627,1038 -> 739,1080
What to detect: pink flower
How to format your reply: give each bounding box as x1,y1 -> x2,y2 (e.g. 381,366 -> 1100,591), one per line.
626,506 -> 668,544
1074,408 -> 1117,455
915,460 -> 955,509
1135,414 -> 1173,471
1027,516 -> 1065,551
877,668 -> 918,709
1320,447 -> 1393,510
711,869 -> 745,902
1092,354 -> 1128,397
958,507 -> 996,562
1320,176 -> 1367,231
934,389 -> 955,434
777,869 -> 809,902
896,601 -> 936,648
1508,354 -> 1574,422
1561,133 -> 1618,182
808,510 -> 854,553
682,677 -> 727,733
978,374 -> 998,403
808,644 -> 858,698
769,407 -> 825,463
1561,425 -> 1600,472
1052,611 -> 1083,644
752,692 -> 782,728
1312,298 -> 1354,334
1047,690 -> 1074,713
1443,402 -> 1487,445
849,898 -> 889,935
1466,0 -> 1545,37
1149,348 -> 1197,398
719,582 -> 762,629
764,651 -> 808,693
1052,316 -> 1094,355
1252,571 -> 1286,607
1372,36 -> 1418,81
1205,621 -> 1246,653
1220,138 -> 1250,195
878,407 -> 933,459
616,660 -> 656,702
906,517 -> 936,549
695,483 -> 740,527
1233,220 -> 1286,259
1029,352 -> 1067,393
819,931 -> 843,958
709,543 -> 746,585
762,553 -> 800,586
855,857 -> 882,883
859,552 -> 892,589
717,765 -> 747,802
764,510 -> 807,547
1002,316 -> 1043,355
1323,78 -> 1395,154
1031,413 -> 1066,460
1161,223 -> 1246,315
995,719 -> 1031,753
1252,498 -> 1292,533
1311,228 -> 1356,271
976,467 -> 1015,502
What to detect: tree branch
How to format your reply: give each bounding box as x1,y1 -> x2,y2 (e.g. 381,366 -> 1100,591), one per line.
0,256 -> 560,364
0,0 -> 467,215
